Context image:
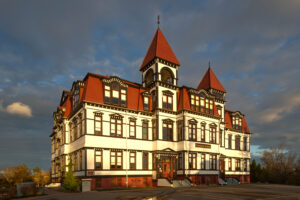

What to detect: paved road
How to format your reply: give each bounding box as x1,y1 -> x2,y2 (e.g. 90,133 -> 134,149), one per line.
17,184 -> 300,200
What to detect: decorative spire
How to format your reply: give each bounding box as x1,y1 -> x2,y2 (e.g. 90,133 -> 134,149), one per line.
157,15 -> 160,28
208,60 -> 211,69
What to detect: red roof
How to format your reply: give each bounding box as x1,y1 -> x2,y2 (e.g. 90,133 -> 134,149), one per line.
81,73 -> 151,112
140,28 -> 180,71
224,110 -> 250,133
197,68 -> 226,93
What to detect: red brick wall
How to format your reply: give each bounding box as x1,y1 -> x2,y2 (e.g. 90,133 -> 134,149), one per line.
90,176 -> 156,190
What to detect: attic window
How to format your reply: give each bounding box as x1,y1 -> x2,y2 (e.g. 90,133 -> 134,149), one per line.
104,82 -> 127,107
232,115 -> 242,130
73,86 -> 80,107
143,96 -> 149,111
190,93 -> 213,114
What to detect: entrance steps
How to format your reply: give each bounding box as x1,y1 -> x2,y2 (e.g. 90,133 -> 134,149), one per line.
157,178 -> 192,188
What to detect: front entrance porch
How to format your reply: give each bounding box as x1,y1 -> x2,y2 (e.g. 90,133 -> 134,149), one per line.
154,149 -> 177,180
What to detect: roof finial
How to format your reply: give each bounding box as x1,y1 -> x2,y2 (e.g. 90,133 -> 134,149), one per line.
208,60 -> 211,69
157,15 -> 160,28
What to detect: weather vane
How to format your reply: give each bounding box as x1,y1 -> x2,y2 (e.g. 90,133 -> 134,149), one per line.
157,15 -> 160,28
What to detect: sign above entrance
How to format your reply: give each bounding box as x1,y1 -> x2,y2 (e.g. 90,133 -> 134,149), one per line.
195,143 -> 211,148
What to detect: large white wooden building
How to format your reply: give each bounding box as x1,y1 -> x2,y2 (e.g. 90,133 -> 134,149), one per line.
50,28 -> 251,189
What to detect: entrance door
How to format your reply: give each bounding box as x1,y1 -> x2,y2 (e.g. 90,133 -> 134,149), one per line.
219,158 -> 225,179
161,156 -> 174,179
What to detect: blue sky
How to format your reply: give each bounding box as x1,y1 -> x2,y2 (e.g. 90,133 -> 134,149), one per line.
0,0 -> 300,169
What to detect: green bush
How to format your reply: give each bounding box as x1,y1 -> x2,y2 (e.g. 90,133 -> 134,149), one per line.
63,158 -> 79,192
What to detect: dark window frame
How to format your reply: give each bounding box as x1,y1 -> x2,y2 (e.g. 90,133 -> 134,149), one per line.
95,149 -> 102,170
189,153 -> 197,170
94,114 -> 103,135
129,152 -> 136,170
143,152 -> 148,170
142,120 -> 149,140
110,151 -> 122,170
163,120 -> 173,141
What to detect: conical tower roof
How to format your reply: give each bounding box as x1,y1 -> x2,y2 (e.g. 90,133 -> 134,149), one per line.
140,28 -> 180,71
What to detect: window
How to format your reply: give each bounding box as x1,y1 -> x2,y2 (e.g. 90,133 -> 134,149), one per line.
232,115 -> 242,130
110,151 -> 122,170
79,115 -> 83,137
210,155 -> 217,170
73,119 -> 78,140
104,82 -> 127,106
219,129 -> 223,146
210,126 -> 216,144
110,116 -> 122,137
163,120 -> 173,141
79,150 -> 82,170
201,154 -> 206,170
145,69 -> 154,85
74,153 -> 77,171
189,153 -> 197,169
95,150 -> 102,170
161,68 -> 174,84
228,135 -> 232,149
236,159 -> 241,171
69,122 -> 73,143
73,86 -> 80,107
143,152 -> 148,170
121,89 -> 126,106
104,85 -> 111,103
228,158 -> 232,171
152,119 -> 157,140
235,136 -> 241,150
190,93 -> 214,114
162,94 -> 173,110
94,114 -> 102,135
243,137 -> 247,151
129,119 -> 136,138
143,96 -> 149,111
129,152 -> 136,170
217,106 -> 222,116
188,122 -> 197,141
201,124 -> 206,142
244,159 -> 248,171
177,120 -> 183,141
178,153 -> 183,170
142,121 -> 148,140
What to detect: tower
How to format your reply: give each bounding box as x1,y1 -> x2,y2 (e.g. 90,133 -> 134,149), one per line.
140,28 -> 180,111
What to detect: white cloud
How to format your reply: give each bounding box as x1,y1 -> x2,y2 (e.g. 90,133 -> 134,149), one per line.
258,94 -> 300,123
5,102 -> 32,117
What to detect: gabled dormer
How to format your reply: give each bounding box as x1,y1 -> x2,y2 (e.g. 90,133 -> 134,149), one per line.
140,28 -> 180,88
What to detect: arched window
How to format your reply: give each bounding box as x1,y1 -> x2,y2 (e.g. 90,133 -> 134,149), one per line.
161,68 -> 174,84
145,69 -> 154,85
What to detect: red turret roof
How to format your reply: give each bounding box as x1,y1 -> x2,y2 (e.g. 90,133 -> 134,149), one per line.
140,28 -> 180,71
197,67 -> 226,93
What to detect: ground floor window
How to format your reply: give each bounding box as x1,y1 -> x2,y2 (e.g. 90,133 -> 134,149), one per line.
189,153 -> 197,169
228,158 -> 232,171
110,151 -> 122,170
130,152 -> 136,170
236,159 -> 241,171
95,150 -> 102,170
143,152 -> 148,170
210,154 -> 217,170
201,154 -> 206,169
178,153 -> 183,170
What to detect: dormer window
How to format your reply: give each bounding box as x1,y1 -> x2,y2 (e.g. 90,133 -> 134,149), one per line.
143,96 -> 149,111
232,115 -> 242,130
190,93 -> 214,114
104,82 -> 127,106
73,86 -> 80,107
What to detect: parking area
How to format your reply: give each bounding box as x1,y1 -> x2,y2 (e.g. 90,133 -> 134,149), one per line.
20,184 -> 300,200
